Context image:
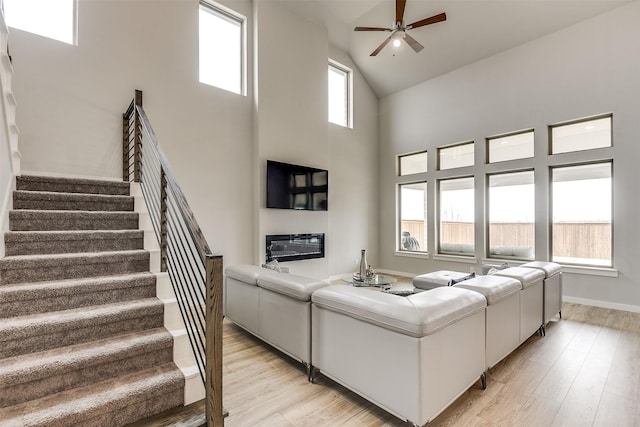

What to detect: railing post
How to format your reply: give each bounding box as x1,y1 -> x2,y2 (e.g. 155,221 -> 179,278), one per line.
205,254 -> 224,426
160,168 -> 168,272
122,111 -> 129,182
133,90 -> 143,182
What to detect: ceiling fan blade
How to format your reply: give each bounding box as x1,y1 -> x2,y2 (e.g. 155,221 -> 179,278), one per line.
403,34 -> 424,53
354,26 -> 392,32
396,0 -> 406,24
370,35 -> 393,56
407,12 -> 447,30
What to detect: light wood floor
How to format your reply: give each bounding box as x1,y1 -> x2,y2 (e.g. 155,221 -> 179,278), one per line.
222,301 -> 640,426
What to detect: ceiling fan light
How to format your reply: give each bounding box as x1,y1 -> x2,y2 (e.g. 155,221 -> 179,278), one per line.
393,38 -> 402,47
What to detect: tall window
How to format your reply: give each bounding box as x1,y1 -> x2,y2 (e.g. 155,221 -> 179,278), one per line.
328,61 -> 352,128
439,177 -> 474,255
399,182 -> 427,252
438,142 -> 474,170
199,1 -> 246,95
488,171 -> 535,259
4,0 -> 76,45
551,162 -> 612,267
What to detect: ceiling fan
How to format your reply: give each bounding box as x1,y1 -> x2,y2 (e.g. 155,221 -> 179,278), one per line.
354,0 -> 446,56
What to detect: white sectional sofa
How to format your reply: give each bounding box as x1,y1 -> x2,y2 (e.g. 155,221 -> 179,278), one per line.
224,263 -> 561,426
311,285 -> 487,427
521,261 -> 563,332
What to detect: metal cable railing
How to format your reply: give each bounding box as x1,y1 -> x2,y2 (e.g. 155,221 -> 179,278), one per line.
123,90 -> 224,426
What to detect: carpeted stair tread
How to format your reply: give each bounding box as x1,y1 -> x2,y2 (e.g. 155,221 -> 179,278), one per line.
16,175 -> 130,196
0,362 -> 184,427
9,210 -> 139,231
4,230 -> 144,255
0,298 -> 164,359
13,190 -> 134,212
0,250 -> 150,285
0,273 -> 156,317
0,328 -> 174,407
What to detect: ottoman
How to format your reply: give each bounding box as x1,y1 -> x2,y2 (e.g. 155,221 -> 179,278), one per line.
413,270 -> 474,290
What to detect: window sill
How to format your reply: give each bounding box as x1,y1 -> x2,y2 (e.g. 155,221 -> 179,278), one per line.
560,265 -> 618,277
432,254 -> 476,264
394,251 -> 429,259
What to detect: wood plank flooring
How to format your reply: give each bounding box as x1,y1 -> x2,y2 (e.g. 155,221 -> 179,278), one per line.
222,302 -> 640,426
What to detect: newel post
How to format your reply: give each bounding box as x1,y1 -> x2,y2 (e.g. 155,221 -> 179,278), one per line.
205,254 -> 224,426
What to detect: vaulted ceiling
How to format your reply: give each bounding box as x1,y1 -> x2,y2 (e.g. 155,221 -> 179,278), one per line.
281,0 -> 632,97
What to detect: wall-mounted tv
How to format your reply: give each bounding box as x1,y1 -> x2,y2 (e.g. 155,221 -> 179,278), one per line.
266,160 -> 328,211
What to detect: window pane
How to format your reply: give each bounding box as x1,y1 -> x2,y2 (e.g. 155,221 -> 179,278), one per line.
551,116 -> 611,154
438,142 -> 474,170
488,131 -> 534,163
199,3 -> 244,95
488,171 -> 535,259
399,182 -> 427,252
551,162 -> 612,266
328,62 -> 351,127
439,177 -> 474,254
399,151 -> 427,176
5,0 -> 75,45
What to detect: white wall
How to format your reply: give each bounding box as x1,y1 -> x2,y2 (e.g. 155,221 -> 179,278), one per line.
379,1 -> 640,310
7,0 -> 380,277
0,8 -> 19,258
9,0 -> 254,267
253,2 -> 379,279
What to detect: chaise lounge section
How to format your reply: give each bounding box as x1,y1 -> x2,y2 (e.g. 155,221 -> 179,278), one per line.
311,285 -> 487,426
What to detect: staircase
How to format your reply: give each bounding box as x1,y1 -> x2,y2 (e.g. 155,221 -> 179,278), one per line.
0,175 -> 185,426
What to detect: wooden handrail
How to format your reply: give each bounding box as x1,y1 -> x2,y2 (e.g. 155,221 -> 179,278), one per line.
123,90 -> 224,426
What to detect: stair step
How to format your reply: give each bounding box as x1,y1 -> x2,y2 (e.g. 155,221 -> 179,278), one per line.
0,328 -> 174,408
0,298 -> 164,359
0,362 -> 184,427
0,273 -> 157,318
16,175 -> 130,196
9,209 -> 139,231
4,230 -> 144,256
0,250 -> 150,285
13,190 -> 135,212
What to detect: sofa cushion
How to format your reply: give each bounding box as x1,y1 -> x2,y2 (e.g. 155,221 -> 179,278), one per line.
520,261 -> 562,277
312,285 -> 486,338
493,266 -> 545,289
413,270 -> 470,289
257,273 -> 328,302
225,264 -> 269,286
453,275 -> 521,305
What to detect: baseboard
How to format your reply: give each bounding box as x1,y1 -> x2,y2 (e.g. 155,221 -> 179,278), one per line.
0,171 -> 15,258
563,296 -> 640,314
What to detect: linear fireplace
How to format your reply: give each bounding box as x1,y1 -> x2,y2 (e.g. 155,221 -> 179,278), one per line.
266,233 -> 325,262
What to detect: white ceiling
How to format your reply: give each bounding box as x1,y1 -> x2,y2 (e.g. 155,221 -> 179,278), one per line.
281,0 -> 632,97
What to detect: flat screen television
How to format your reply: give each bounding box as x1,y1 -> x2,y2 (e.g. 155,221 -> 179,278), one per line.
266,160 -> 328,211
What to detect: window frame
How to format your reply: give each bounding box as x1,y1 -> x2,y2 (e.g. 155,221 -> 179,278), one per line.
549,114 -> 612,155
398,150 -> 428,176
549,160 -> 613,268
328,59 -> 353,128
398,181 -> 428,254
437,141 -> 475,171
486,129 -> 535,164
486,169 -> 536,261
198,0 -> 247,96
437,175 -> 475,256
